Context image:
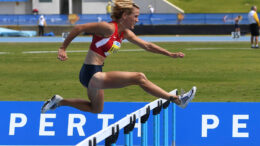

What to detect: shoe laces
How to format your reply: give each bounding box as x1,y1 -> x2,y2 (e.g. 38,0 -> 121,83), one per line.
180,89 -> 191,103
180,88 -> 185,96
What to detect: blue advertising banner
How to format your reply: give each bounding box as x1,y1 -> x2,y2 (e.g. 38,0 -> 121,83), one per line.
0,101 -> 259,146
0,101 -> 146,145
176,102 -> 260,146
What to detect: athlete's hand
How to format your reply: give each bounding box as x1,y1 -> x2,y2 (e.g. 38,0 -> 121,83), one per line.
171,52 -> 185,58
58,48 -> 68,61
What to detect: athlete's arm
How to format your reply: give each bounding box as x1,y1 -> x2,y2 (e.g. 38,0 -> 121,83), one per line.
124,29 -> 185,58
58,22 -> 114,61
253,12 -> 260,26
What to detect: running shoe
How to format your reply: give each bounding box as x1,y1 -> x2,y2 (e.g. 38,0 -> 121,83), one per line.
41,95 -> 63,113
178,86 -> 197,108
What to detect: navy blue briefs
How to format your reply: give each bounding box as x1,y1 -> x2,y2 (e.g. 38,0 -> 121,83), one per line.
79,64 -> 103,88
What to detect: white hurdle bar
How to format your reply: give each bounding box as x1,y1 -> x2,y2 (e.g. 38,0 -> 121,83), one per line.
76,89 -> 177,146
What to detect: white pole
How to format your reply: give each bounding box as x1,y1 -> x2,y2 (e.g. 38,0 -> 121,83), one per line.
69,0 -> 73,14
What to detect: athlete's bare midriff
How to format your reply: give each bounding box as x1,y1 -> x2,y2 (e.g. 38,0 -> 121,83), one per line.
84,49 -> 105,65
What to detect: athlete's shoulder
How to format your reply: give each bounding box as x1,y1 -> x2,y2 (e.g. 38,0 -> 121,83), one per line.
82,21 -> 114,37
123,29 -> 136,38
96,22 -> 115,37
249,10 -> 256,14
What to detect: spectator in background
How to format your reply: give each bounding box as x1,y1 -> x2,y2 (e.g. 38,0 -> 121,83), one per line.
177,13 -> 184,24
234,15 -> 243,33
148,5 -> 154,25
32,8 -> 38,15
224,15 -> 243,39
97,16 -> 103,22
223,15 -> 243,32
68,14 -> 79,25
106,1 -> 112,14
148,4 -> 154,14
248,6 -> 260,48
38,15 -> 47,36
233,15 -> 243,38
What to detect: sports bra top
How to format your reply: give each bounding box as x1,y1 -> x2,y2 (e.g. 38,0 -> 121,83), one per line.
90,21 -> 124,57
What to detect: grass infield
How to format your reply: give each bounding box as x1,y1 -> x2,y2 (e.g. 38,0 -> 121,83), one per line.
168,0 -> 260,13
0,42 -> 259,102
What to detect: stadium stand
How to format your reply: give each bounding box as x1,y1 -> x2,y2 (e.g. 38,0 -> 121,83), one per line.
0,13 -> 254,26
0,0 -> 183,14
0,1 -> 256,35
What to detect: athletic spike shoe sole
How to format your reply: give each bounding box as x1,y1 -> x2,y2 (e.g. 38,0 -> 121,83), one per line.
41,95 -> 63,113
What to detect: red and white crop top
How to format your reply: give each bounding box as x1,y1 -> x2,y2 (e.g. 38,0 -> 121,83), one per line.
90,21 -> 124,57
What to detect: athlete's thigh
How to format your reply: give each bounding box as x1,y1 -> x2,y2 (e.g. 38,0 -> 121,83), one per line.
89,71 -> 141,89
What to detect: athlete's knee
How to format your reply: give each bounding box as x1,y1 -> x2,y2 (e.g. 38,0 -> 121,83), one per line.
135,72 -> 148,85
91,107 -> 103,113
90,104 -> 103,113
90,100 -> 104,113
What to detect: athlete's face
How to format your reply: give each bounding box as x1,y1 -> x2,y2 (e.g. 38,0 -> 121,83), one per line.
123,7 -> 139,29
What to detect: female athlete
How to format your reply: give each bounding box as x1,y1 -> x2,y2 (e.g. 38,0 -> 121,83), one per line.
41,0 -> 196,113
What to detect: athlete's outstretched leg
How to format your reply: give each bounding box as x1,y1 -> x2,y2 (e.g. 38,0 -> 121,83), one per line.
59,88 -> 104,113
89,71 -> 181,104
41,88 -> 104,113
54,71 -> 178,113
41,71 -> 195,113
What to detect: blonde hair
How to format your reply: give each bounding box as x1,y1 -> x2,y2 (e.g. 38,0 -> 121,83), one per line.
111,0 -> 139,21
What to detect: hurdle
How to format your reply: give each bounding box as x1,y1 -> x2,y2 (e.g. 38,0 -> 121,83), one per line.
76,89 -> 177,146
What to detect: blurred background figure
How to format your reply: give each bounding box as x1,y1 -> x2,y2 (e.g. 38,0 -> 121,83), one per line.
223,15 -> 243,32
106,1 -> 112,15
224,15 -> 243,39
37,15 -> 47,36
177,13 -> 184,24
148,4 -> 154,14
248,6 -> 260,48
68,14 -> 79,25
97,16 -> 102,22
148,4 -> 154,25
233,15 -> 243,39
32,8 -> 38,15
234,15 -> 243,33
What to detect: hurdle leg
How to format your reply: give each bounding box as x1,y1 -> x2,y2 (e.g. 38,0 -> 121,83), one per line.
141,122 -> 148,146
129,131 -> 133,146
163,107 -> 169,146
172,104 -> 176,146
124,133 -> 130,146
153,114 -> 160,146
157,114 -> 160,146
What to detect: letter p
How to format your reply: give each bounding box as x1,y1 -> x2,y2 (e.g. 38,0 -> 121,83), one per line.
9,113 -> 27,135
201,114 -> 219,137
